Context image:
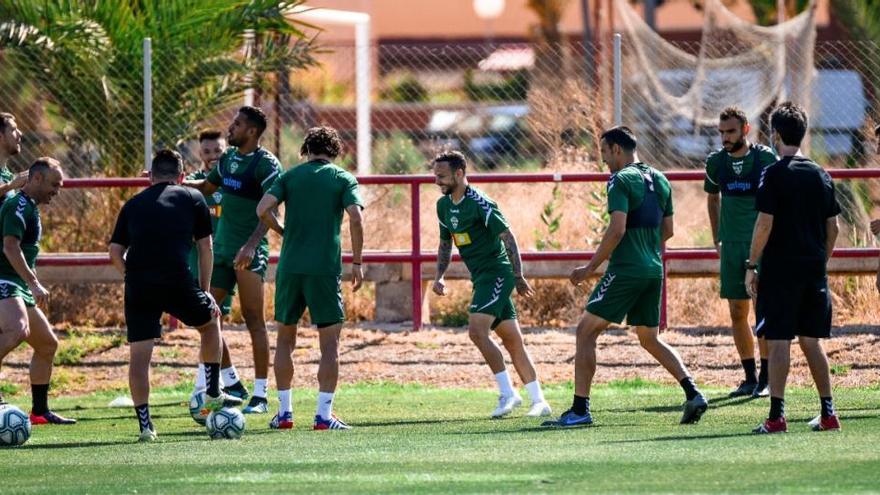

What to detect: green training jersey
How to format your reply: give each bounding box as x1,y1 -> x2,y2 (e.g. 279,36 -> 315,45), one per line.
0,166 -> 15,209
437,186 -> 512,281
606,163 -> 673,279
187,168 -> 223,271
704,144 -> 777,243
206,146 -> 281,256
268,159 -> 363,276
0,192 -> 41,280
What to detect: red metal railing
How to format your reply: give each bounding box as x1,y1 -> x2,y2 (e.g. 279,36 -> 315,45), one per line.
51,168 -> 880,329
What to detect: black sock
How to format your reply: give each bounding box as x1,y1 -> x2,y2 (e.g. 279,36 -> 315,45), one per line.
769,397 -> 785,420
820,396 -> 835,418
205,362 -> 221,397
31,383 -> 49,415
572,395 -> 589,416
679,377 -> 699,401
741,358 -> 757,383
135,403 -> 153,432
758,359 -> 769,384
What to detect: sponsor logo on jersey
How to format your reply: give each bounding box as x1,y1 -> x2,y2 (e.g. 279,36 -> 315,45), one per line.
222,176 -> 243,190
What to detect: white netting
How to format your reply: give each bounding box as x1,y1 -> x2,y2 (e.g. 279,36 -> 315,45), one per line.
616,0 -> 817,158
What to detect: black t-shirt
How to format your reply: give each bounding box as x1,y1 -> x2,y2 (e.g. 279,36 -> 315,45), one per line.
755,156 -> 841,279
110,183 -> 213,283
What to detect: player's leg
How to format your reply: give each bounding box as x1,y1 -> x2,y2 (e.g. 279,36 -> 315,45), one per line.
756,335 -> 769,396
124,281 -> 163,441
798,279 -> 838,431
25,306 -> 75,424
270,272 -> 306,430
236,268 -> 270,413
727,299 -> 760,396
211,269 -> 248,399
306,275 -> 350,430
129,339 -> 156,441
752,278 -> 796,434
0,297 -> 29,406
494,317 -> 551,417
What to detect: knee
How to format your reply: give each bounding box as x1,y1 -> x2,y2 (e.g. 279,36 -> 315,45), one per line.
575,323 -> 599,345
468,327 -> 488,346
10,321 -> 29,343
637,331 -> 660,351
39,336 -> 59,357
242,311 -> 266,332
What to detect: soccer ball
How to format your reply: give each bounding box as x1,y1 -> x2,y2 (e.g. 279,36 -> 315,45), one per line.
0,405 -> 31,446
189,391 -> 208,426
205,407 -> 245,440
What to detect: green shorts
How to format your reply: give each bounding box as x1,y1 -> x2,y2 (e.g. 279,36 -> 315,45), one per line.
275,273 -> 344,326
0,277 -> 35,307
720,241 -> 750,300
586,272 -> 662,327
469,273 -> 517,330
189,251 -> 234,315
211,243 -> 270,293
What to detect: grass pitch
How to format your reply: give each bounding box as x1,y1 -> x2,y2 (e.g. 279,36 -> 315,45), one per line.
2,380 -> 879,494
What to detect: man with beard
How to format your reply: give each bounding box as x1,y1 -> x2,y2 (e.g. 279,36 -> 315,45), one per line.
705,107 -> 778,398
0,113 -> 27,212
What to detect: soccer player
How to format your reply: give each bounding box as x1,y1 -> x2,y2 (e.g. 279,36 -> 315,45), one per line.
747,102 -> 842,434
431,150 -> 551,419
705,107 -> 776,398
548,126 -> 708,427
255,126 -> 364,430
0,157 -> 75,424
0,113 -> 27,209
187,130 -> 237,400
185,106 -> 282,414
110,150 -> 242,442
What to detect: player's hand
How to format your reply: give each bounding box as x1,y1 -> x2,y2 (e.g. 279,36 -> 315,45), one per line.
745,269 -> 759,300
515,275 -> 535,298
204,291 -> 221,318
871,219 -> 880,236
28,280 -> 49,307
351,263 -> 364,292
569,265 -> 593,286
233,245 -> 256,270
9,173 -> 27,190
432,278 -> 447,296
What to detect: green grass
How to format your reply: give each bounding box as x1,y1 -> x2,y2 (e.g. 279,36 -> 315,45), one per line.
2,382 -> 879,494
53,330 -> 126,366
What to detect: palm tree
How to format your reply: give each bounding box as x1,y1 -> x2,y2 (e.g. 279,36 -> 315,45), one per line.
0,1 -> 317,176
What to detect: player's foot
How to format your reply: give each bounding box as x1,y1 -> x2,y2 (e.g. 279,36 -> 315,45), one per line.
728,381 -> 758,398
542,408 -> 593,427
138,427 -> 158,443
203,392 -> 244,413
242,396 -> 269,414
490,394 -> 523,418
223,382 -> 250,401
753,416 -> 787,434
808,414 -> 841,432
752,382 -> 770,398
30,410 -> 77,425
269,411 -> 294,430
525,401 -> 553,417
680,394 -> 708,424
313,414 -> 351,430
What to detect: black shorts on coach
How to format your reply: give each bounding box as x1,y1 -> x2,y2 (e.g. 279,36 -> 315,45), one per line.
124,278 -> 215,342
755,275 -> 832,341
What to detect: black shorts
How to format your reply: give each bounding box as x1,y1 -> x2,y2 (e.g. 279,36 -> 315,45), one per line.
124,278 -> 215,343
755,276 -> 832,341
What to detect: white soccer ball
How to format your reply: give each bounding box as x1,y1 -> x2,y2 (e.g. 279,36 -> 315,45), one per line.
189,392 -> 208,426
0,405 -> 32,446
205,407 -> 245,440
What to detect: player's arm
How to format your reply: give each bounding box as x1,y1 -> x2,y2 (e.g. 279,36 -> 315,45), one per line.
195,235 -> 213,292
825,216 -> 839,263
0,173 -> 26,196
256,193 -> 283,236
499,229 -> 534,298
182,177 -> 219,196
745,212 -> 773,299
570,211 -> 626,286
108,243 -> 127,276
3,235 -> 48,305
662,215 -> 674,243
346,204 -> 364,292
707,193 -> 720,250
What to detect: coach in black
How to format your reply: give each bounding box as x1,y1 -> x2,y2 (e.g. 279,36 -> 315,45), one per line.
109,150 -> 241,442
745,102 -> 841,434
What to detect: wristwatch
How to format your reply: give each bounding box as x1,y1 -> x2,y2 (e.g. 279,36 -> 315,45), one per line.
744,259 -> 758,271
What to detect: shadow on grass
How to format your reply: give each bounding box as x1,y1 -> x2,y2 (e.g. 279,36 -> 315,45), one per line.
355,417 -> 475,427
602,431 -> 755,444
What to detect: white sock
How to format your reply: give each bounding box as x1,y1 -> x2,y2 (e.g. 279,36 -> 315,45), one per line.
494,370 -> 515,397
221,366 -> 239,387
278,389 -> 292,414
316,391 -> 334,419
193,363 -> 206,393
254,378 -> 268,398
525,380 -> 545,404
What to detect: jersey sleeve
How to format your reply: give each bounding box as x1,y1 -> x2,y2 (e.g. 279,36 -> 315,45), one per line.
257,155 -> 282,193
607,174 -> 630,214
436,200 -> 451,241
486,201 -> 510,237
703,154 -> 720,194
340,171 -> 364,209
757,148 -> 779,167
191,191 -> 213,240
755,165 -> 777,215
1,204 -> 26,240
267,170 -> 288,204
206,165 -> 222,186
109,204 -> 130,247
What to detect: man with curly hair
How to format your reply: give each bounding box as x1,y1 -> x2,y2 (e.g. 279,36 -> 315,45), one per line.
257,126 -> 364,430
